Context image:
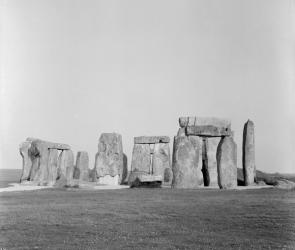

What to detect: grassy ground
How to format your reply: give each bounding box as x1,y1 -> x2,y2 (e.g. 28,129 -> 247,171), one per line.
0,188 -> 294,249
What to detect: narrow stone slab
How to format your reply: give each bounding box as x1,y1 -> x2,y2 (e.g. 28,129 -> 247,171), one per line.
19,141 -> 32,182
47,149 -> 58,186
134,136 -> 170,144
57,149 -> 75,186
186,125 -> 231,137
152,143 -> 172,183
179,117 -> 231,129
75,151 -> 89,181
217,137 -> 237,189
243,120 -> 256,186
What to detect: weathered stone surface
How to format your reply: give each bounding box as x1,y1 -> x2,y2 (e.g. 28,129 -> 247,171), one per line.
131,143 -> 151,173
128,171 -> 162,188
29,140 -> 50,185
98,175 -> 119,185
95,133 -> 124,184
47,149 -> 58,186
134,136 -> 170,144
75,151 -> 89,181
172,136 -> 203,188
177,127 -> 186,136
179,117 -> 231,129
152,143 -> 172,183
26,138 -> 70,150
186,125 -> 231,137
19,141 -> 32,182
56,149 -> 75,186
217,137 -> 237,189
243,120 -> 255,186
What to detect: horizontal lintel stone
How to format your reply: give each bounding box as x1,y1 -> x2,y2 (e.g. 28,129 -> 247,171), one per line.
186,125 -> 232,137
26,137 -> 71,150
179,117 -> 231,129
134,136 -> 170,144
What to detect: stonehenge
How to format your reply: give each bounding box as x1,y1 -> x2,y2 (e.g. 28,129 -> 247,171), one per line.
243,120 -> 256,185
94,133 -> 125,185
172,117 -> 237,189
129,136 -> 172,187
19,118 -> 256,190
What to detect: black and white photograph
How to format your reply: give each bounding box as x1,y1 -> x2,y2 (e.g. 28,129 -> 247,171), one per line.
0,0 -> 294,249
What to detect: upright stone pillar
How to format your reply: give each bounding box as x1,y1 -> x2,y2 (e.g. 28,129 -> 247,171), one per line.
217,136 -> 237,189
242,120 -> 256,185
19,141 -> 32,182
171,136 -> 203,188
75,151 -> 89,181
57,149 -> 75,186
47,149 -> 59,186
131,144 -> 151,173
152,143 -> 172,183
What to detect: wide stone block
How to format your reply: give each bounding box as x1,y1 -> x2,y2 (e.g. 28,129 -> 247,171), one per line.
134,136 -> 170,144
131,143 -> 151,173
186,125 -> 231,137
243,120 -> 256,186
217,137 -> 237,189
95,133 -> 124,184
19,141 -> 32,182
172,136 -> 203,188
179,117 -> 231,129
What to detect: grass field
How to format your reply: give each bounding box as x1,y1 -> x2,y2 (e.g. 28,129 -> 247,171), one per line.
0,188 -> 294,249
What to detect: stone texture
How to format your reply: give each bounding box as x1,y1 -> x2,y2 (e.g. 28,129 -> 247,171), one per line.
47,149 -> 58,186
205,137 -> 221,187
75,151 -> 89,181
95,133 -> 124,184
217,137 -> 237,189
26,138 -> 70,150
177,127 -> 186,136
179,117 -> 231,129
152,143 -> 172,183
131,143 -> 151,173
128,171 -> 162,188
172,136 -> 203,188
243,120 -> 256,185
57,149 -> 75,186
19,141 -> 32,182
134,136 -> 170,144
186,125 -> 231,137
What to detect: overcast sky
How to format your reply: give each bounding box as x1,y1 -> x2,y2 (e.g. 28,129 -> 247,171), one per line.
1,0 -> 294,173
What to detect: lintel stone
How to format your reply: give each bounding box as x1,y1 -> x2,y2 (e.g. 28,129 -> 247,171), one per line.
134,136 -> 170,144
186,125 -> 232,137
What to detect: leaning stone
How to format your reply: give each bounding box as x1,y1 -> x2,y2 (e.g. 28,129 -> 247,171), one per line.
152,143 -> 172,183
95,133 -> 124,184
47,149 -> 58,186
131,143 -> 151,173
217,137 -> 237,189
75,151 -> 89,181
134,136 -> 170,144
186,125 -> 231,137
19,141 -> 32,182
171,136 -> 203,188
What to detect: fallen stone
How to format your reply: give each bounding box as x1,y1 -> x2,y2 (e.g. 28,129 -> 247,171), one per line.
19,141 -> 32,182
97,175 -> 119,185
128,171 -> 162,188
171,136 -> 203,188
131,143 -> 151,173
95,133 -> 124,184
47,149 -> 58,186
217,137 -> 237,189
134,136 -> 170,144
186,125 -> 231,137
75,151 -> 89,181
152,143 -> 172,183
243,120 -> 256,186
274,179 -> 295,190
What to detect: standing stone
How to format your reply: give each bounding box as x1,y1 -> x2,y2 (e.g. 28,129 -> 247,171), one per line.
243,120 -> 256,185
47,149 -> 58,186
152,143 -> 171,183
131,143 -> 151,173
57,149 -> 75,186
75,151 -> 89,181
19,141 -> 32,182
217,136 -> 237,189
206,137 -> 221,187
172,136 -> 203,188
95,133 -> 124,184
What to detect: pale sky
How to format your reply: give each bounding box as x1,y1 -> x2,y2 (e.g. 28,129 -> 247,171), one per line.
0,0 -> 294,173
